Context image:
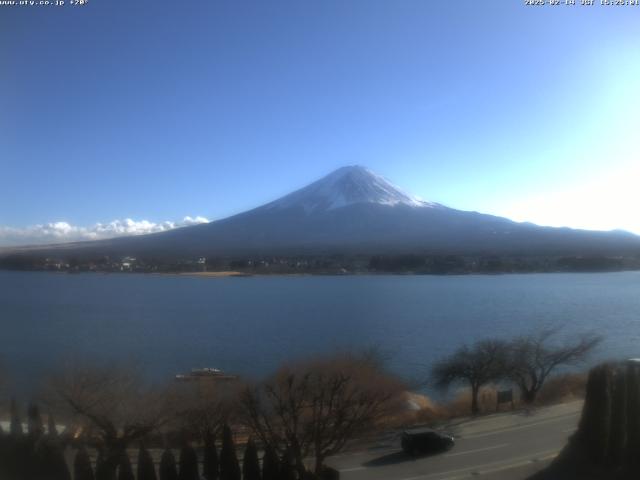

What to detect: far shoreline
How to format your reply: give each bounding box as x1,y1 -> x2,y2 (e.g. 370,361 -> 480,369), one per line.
178,270 -> 252,278
2,268 -> 640,278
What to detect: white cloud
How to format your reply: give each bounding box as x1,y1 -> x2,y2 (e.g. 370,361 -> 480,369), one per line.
0,216 -> 209,247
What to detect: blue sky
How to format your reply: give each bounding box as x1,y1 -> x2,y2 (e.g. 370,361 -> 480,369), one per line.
2,1 -> 640,245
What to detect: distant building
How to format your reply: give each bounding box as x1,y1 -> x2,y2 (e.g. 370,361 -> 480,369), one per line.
120,256 -> 137,271
174,367 -> 238,383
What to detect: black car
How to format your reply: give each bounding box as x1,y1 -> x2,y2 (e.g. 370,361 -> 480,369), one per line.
401,428 -> 455,456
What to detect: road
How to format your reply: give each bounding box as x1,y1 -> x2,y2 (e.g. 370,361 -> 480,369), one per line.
326,401 -> 582,480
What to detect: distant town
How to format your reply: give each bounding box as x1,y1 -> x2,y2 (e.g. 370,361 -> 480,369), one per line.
1,252 -> 639,275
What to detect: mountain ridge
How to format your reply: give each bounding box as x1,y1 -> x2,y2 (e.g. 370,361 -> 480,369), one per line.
2,166 -> 640,260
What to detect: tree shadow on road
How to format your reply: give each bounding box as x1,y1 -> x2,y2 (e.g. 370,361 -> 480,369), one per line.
362,451 -> 414,467
363,449 -> 447,467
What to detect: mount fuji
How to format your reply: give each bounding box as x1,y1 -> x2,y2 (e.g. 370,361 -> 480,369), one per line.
7,166 -> 640,259
262,166 -> 435,212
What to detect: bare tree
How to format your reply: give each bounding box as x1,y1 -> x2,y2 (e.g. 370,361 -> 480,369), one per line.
241,352 -> 405,475
165,378 -> 243,443
44,363 -> 169,479
431,339 -> 508,415
505,329 -> 601,404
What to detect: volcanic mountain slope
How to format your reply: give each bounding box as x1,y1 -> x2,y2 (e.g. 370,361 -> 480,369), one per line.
7,166 -> 640,259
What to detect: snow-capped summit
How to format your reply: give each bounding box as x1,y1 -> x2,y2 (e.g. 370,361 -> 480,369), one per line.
264,165 -> 438,213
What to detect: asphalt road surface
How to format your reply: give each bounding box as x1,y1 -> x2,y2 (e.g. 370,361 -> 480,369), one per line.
326,401 -> 582,480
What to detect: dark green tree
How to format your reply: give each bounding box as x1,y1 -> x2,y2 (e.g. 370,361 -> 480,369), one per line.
202,433 -> 219,480
242,438 -> 261,480
48,413 -> 59,440
95,446 -> 118,480
118,451 -> 135,480
607,367 -> 627,466
10,398 -> 23,436
95,449 -> 107,480
261,445 -> 280,480
578,363 -> 612,465
541,361 -> 640,477
625,362 -> 640,468
159,449 -> 179,480
74,447 -> 96,480
220,425 -> 241,480
6,399 -> 30,479
137,445 -> 158,480
35,438 -> 72,480
0,425 -> 7,479
178,444 -> 199,480
27,403 -> 45,439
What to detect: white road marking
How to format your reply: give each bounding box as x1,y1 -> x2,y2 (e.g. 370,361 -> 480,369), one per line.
461,412 -> 579,439
444,443 -> 508,457
398,448 -> 560,480
339,443 -> 508,473
438,452 -> 559,480
336,408 -> 580,477
340,466 -> 366,472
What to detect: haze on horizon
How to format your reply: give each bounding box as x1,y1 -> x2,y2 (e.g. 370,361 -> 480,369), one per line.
2,1 -> 640,247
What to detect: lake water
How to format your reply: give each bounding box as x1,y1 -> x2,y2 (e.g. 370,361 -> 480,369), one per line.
1,270 -> 640,396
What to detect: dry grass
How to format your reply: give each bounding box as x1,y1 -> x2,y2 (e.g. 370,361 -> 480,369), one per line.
404,374 -> 588,427
534,372 -> 587,405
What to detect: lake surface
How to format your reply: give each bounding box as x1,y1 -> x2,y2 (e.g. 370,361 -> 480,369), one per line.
1,271 -> 640,396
